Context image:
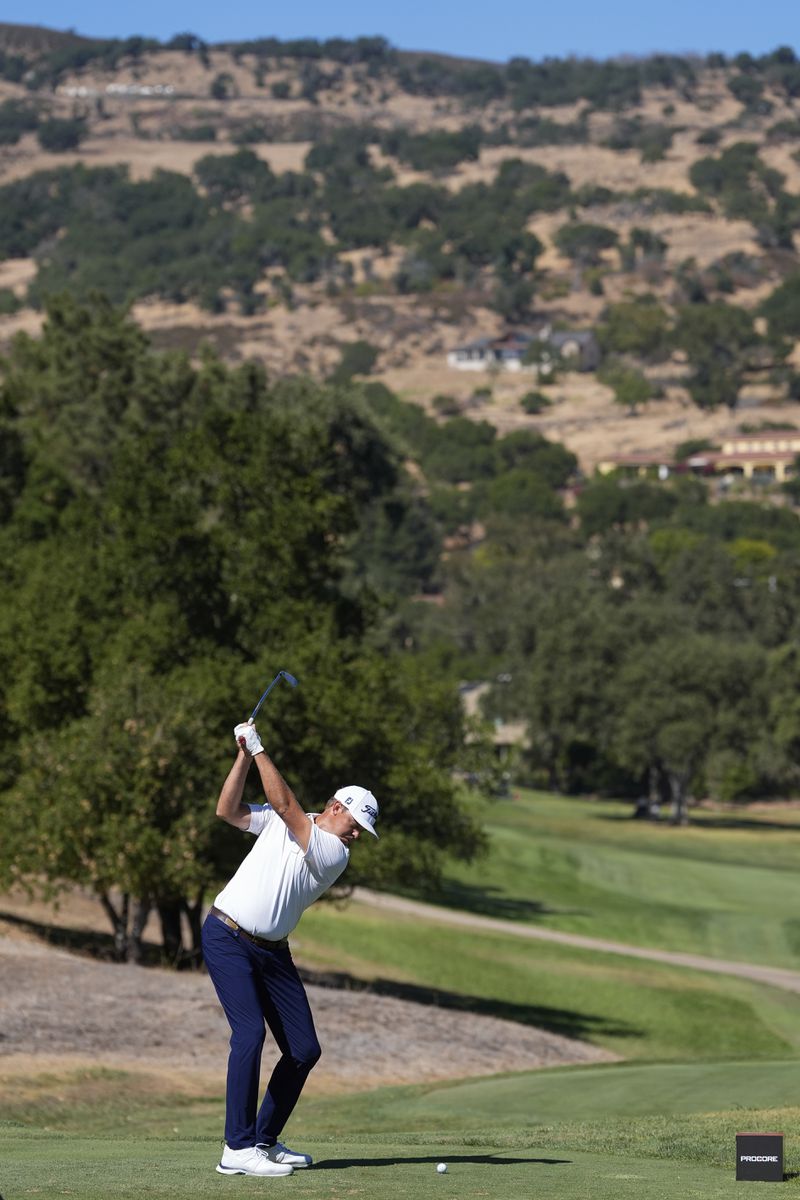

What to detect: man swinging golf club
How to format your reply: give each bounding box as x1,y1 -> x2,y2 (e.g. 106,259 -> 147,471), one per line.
201,716 -> 379,1178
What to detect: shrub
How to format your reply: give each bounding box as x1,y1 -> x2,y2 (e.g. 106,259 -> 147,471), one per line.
329,340 -> 380,383
555,222 -> 619,265
520,391 -> 551,414
0,287 -> 20,314
37,118 -> 87,152
210,72 -> 235,100
696,128 -> 721,146
0,100 -> 39,146
173,124 -> 217,142
674,438 -> 719,461
432,394 -> 461,416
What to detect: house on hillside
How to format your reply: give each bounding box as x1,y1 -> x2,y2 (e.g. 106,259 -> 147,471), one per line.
460,681 -> 529,754
447,326 -> 599,372
548,329 -> 601,370
599,429 -> 800,483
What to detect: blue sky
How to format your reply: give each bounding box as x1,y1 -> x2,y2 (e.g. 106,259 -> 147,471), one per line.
3,0 -> 797,62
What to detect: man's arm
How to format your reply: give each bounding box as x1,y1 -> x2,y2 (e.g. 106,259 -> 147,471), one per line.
216,749 -> 254,831
252,752 -> 312,852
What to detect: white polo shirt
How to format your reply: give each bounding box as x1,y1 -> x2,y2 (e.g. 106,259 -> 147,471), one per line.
213,805 -> 349,940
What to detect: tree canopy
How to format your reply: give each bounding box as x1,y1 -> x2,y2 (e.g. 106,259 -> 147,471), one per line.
0,295 -> 489,961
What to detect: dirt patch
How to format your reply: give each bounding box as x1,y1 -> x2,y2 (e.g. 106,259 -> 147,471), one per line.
0,901 -> 616,1096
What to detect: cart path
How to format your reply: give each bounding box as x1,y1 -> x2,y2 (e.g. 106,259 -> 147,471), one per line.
353,888 -> 800,994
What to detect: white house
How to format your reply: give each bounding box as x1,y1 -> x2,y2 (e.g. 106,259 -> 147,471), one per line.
447,327 -> 599,373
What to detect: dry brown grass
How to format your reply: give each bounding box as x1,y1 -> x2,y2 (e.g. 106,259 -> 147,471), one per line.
1,51 -> 797,473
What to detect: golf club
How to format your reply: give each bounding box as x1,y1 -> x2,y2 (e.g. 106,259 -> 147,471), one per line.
248,670 -> 299,724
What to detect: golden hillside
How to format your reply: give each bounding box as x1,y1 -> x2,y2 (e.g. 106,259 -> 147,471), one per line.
1,28 -> 799,469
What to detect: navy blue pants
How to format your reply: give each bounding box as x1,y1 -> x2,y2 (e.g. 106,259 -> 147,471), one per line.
201,914 -> 321,1149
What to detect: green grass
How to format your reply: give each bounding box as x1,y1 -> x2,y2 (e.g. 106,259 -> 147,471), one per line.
296,1060 -> 800,1130
0,1126 -> 795,1200
6,1059 -> 800,1139
0,1069 -> 782,1200
296,900 -> 800,1062
402,791 -> 800,968
5,791 -> 800,1198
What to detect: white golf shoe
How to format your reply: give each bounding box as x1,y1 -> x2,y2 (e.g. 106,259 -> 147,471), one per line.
216,1144 -> 294,1177
259,1141 -> 313,1169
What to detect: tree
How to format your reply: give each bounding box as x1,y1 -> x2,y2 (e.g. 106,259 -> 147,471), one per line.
210,72 -> 236,100
0,296 -> 486,960
479,469 -> 566,521
598,362 -> 652,414
37,117 -> 87,152
610,633 -> 766,823
576,478 -> 679,535
494,430 -> 577,487
597,297 -> 671,357
328,340 -> 379,384
760,273 -> 800,341
673,301 -> 763,410
509,574 -> 630,793
555,222 -> 619,266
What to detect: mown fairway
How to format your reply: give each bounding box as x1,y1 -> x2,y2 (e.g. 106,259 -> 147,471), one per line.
0,1126 -> 766,1200
296,895 -> 800,1062
404,790 -> 800,968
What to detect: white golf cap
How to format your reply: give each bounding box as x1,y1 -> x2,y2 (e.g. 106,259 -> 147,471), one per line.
334,786 -> 379,838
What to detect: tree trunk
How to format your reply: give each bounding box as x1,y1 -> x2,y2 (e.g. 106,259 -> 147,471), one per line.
157,898 -> 184,965
128,897 -> 151,965
182,893 -> 205,968
99,890 -> 129,961
668,772 -> 690,825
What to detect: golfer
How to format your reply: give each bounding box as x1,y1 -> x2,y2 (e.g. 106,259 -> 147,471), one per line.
201,720 -> 379,1178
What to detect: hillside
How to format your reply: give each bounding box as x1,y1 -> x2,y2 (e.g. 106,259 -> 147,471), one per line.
1,29 -> 800,467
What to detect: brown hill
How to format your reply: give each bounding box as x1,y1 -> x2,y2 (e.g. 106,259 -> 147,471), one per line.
0,32 -> 799,470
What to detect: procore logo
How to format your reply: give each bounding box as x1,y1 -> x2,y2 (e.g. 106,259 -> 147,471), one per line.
740,1155 -> 779,1163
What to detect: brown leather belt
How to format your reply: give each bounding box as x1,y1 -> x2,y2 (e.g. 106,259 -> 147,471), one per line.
209,905 -> 288,950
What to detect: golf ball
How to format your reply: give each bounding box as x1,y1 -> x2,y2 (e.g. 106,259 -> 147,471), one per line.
437,1163 -> 448,1174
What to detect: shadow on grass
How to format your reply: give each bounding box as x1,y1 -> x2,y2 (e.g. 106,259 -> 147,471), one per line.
599,812 -> 800,833
299,964 -> 638,1043
0,910 -> 165,966
408,881 -> 586,922
314,1153 -> 572,1169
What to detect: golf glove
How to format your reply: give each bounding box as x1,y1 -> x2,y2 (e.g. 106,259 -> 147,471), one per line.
234,722 -> 264,757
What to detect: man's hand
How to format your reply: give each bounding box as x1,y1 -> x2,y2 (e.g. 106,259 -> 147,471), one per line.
234,722 -> 264,757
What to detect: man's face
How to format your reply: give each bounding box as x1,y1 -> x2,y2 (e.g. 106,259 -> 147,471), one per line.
324,802 -> 363,846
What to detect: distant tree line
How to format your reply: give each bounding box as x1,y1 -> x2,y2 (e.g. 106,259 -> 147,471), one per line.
2,29 -> 799,112
409,469 -> 800,825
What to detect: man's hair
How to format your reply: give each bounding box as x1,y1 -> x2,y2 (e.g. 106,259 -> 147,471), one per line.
324,796 -> 338,810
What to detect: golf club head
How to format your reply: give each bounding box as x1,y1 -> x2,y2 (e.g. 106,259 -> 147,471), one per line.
248,670 -> 300,724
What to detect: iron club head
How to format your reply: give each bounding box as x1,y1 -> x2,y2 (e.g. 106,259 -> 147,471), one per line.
248,670 -> 300,724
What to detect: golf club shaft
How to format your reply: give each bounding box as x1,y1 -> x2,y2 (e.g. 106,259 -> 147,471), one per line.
248,675 -> 281,724
248,670 -> 299,724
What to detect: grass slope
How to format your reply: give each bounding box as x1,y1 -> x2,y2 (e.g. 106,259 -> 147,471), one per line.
405,791 -> 800,968
297,1060 -> 800,1129
297,900 -> 800,1061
